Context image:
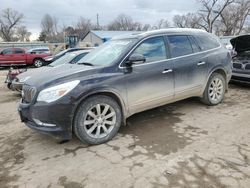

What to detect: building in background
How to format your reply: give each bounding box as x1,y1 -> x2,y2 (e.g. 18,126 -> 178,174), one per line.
80,30 -> 138,47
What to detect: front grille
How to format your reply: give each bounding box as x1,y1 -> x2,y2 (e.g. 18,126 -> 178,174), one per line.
245,64 -> 250,70
22,85 -> 36,103
233,63 -> 242,69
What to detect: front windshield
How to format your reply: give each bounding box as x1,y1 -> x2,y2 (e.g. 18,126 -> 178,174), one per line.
50,53 -> 77,66
78,39 -> 135,66
54,49 -> 67,57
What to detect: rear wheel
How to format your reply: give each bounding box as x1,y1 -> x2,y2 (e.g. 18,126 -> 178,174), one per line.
33,59 -> 44,68
201,73 -> 226,105
73,95 -> 122,145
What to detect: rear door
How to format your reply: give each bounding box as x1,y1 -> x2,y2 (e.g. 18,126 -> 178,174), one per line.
166,35 -> 208,99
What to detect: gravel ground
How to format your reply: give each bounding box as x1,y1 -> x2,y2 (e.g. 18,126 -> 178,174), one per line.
0,70 -> 250,188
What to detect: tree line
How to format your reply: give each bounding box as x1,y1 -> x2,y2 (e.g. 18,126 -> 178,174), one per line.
0,0 -> 249,42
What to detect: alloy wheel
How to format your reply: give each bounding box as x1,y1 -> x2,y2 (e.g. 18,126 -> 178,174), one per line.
208,77 -> 224,103
83,103 -> 116,139
34,60 -> 43,67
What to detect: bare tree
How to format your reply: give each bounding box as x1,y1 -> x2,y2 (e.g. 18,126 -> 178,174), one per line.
107,14 -> 151,31
154,19 -> 170,29
173,13 -> 202,28
219,0 -> 250,35
0,8 -> 23,41
16,26 -> 31,41
74,17 -> 91,40
108,14 -> 135,31
198,0 -> 235,32
41,14 -> 59,41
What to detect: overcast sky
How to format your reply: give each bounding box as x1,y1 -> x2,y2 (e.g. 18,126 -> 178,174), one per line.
1,0 -> 200,40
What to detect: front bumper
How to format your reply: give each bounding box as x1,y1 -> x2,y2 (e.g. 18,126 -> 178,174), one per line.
231,71 -> 250,84
11,81 -> 23,91
18,100 -> 75,140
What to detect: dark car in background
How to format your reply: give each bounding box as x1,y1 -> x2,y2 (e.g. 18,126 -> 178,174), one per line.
44,47 -> 93,64
230,35 -> 250,84
18,28 -> 232,145
10,50 -> 90,91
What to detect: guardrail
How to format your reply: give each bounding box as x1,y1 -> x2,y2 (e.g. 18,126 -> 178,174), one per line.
0,42 -> 64,50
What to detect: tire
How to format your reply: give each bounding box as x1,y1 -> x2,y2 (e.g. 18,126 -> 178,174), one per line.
33,58 -> 44,68
73,95 -> 122,145
7,83 -> 11,89
201,73 -> 226,105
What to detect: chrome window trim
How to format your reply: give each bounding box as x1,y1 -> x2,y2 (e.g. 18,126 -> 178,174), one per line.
118,34 -> 222,69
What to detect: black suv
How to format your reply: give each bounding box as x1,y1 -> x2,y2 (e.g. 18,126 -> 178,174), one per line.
18,29 -> 232,145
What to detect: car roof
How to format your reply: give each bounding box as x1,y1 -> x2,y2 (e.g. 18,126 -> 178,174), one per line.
27,48 -> 49,51
112,28 -> 207,40
66,50 -> 91,55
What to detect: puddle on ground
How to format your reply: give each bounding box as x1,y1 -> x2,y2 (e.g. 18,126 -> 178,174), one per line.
166,155 -> 228,188
0,131 -> 31,188
120,105 -> 194,156
57,176 -> 84,188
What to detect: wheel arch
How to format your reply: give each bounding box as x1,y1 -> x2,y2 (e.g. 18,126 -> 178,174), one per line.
71,89 -> 127,132
204,67 -> 229,93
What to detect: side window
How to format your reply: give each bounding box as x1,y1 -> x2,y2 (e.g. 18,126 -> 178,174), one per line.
195,34 -> 220,51
14,48 -> 24,54
132,36 -> 167,63
188,36 -> 201,53
2,48 -> 13,55
168,35 -> 193,58
70,53 -> 86,64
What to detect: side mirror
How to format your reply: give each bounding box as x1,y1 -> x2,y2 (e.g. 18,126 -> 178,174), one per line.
126,54 -> 146,66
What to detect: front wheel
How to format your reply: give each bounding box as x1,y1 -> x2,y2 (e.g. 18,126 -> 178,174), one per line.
201,73 -> 226,105
33,59 -> 44,68
73,95 -> 122,145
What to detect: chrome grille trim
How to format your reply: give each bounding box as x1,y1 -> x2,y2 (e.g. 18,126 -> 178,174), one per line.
22,85 -> 37,103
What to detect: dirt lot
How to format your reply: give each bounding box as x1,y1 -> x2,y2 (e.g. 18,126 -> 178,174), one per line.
0,70 -> 250,188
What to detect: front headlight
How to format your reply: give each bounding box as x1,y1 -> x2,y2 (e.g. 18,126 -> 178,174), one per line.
45,57 -> 53,61
37,80 -> 80,103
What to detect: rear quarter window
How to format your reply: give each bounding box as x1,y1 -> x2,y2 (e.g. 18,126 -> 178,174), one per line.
194,34 -> 220,51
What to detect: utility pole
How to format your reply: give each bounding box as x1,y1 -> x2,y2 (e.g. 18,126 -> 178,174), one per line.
96,13 -> 100,30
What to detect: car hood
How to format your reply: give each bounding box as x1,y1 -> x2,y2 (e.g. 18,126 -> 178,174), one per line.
17,67 -> 51,82
230,35 -> 250,53
24,64 -> 96,88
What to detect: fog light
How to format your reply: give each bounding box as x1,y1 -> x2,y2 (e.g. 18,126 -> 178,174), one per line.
33,119 -> 56,127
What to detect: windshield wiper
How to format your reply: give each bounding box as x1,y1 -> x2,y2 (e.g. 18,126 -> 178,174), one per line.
77,62 -> 94,66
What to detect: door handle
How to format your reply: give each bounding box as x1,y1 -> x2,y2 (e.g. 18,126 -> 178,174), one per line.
162,69 -> 173,74
197,61 -> 206,66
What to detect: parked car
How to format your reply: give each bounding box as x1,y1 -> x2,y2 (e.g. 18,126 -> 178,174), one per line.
18,28 -> 232,145
0,48 -> 49,67
230,35 -> 250,84
44,47 -> 93,64
10,50 -> 90,91
5,67 -> 27,89
27,47 -> 50,54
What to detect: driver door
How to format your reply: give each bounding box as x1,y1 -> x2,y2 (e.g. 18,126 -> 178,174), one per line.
0,48 -> 14,65
124,36 -> 175,115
